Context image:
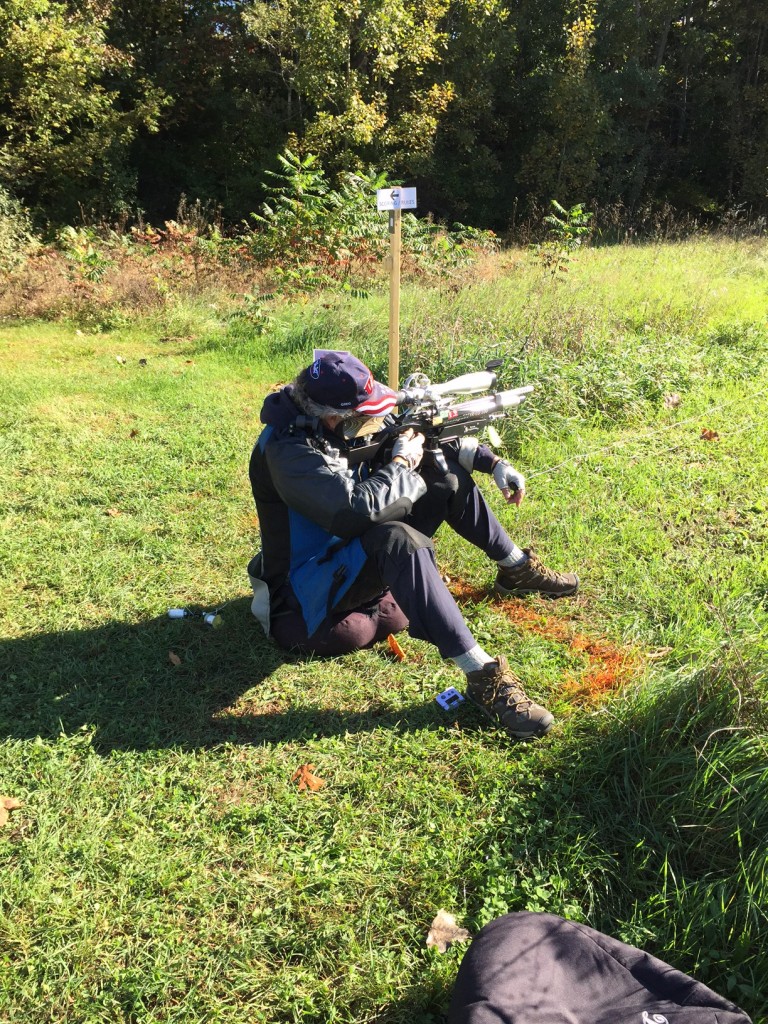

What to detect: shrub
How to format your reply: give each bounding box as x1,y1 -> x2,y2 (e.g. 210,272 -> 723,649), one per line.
0,185 -> 36,270
244,149 -> 498,290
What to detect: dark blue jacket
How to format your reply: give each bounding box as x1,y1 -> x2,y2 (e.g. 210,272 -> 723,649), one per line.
249,386 -> 427,635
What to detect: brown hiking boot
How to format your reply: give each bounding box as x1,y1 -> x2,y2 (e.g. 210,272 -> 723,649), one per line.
495,549 -> 579,599
465,656 -> 554,740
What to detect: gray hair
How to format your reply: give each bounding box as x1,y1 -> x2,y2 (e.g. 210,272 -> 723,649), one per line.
291,376 -> 358,422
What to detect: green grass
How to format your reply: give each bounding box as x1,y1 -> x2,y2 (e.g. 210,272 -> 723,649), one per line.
1,237 -> 767,1022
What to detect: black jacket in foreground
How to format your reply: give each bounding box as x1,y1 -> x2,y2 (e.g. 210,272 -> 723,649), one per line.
448,912 -> 752,1024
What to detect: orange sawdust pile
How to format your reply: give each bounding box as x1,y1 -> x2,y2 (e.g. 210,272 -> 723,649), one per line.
449,580 -> 638,704
446,579 -> 490,604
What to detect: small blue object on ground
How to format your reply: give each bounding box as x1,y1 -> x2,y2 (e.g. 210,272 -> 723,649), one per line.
436,687 -> 466,711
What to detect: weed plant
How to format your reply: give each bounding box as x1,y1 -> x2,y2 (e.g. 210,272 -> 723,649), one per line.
1,238 -> 767,1022
0,185 -> 36,270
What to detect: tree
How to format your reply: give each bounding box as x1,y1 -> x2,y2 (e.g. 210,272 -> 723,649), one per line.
242,1 -> 502,168
106,0 -> 287,222
422,0 -> 517,224
0,0 -> 165,220
516,0 -> 607,206
590,0 -> 768,213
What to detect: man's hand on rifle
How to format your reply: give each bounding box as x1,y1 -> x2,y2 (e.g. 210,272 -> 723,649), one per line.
391,428 -> 425,471
492,458 -> 526,506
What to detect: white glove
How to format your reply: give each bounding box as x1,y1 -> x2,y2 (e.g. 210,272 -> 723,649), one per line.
392,429 -> 425,470
492,459 -> 525,504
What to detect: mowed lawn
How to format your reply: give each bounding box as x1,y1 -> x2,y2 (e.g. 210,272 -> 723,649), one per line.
1,238 -> 767,1022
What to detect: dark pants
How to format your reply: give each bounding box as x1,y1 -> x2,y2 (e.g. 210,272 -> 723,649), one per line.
270,462 -> 515,659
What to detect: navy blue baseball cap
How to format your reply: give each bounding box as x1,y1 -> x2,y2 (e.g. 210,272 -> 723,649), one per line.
300,351 -> 397,415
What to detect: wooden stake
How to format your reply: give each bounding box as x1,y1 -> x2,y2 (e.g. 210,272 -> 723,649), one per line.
388,208 -> 401,390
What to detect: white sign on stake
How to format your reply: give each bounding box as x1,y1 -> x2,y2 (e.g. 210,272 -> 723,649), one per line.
376,187 -> 417,211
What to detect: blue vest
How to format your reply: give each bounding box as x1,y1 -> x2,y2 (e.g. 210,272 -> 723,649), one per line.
287,512 -> 367,636
259,425 -> 367,636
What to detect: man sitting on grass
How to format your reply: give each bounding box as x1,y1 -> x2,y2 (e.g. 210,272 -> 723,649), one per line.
248,351 -> 578,740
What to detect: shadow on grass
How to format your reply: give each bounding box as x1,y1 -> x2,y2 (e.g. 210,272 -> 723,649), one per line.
460,668 -> 767,1020
373,987 -> 452,1024
0,597 -> 446,754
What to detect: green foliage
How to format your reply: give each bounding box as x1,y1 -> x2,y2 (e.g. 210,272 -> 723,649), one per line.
0,0 -> 166,219
245,148 -> 498,290
0,185 -> 35,270
533,200 -> 594,276
0,0 -> 765,229
544,200 -> 594,245
58,226 -> 113,283
241,0 -> 471,166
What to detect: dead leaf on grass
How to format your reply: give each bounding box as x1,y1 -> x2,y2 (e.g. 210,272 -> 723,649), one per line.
701,427 -> 720,441
106,508 -> 122,517
291,764 -> 325,792
664,393 -> 682,409
0,797 -> 22,827
426,910 -> 471,953
168,651 -> 182,667
129,429 -> 139,438
387,633 -> 405,661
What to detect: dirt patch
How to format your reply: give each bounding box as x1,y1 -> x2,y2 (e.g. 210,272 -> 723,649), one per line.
449,579 -> 639,704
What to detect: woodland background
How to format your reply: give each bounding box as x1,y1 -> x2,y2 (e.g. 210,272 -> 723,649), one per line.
1,0 -> 767,233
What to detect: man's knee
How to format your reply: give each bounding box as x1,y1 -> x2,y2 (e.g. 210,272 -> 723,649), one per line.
360,521 -> 433,562
445,459 -> 483,509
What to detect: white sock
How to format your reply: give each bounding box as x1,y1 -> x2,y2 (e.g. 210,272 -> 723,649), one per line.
451,644 -> 495,674
497,545 -> 527,568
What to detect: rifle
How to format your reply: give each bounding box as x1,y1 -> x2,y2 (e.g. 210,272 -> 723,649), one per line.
344,361 -> 533,467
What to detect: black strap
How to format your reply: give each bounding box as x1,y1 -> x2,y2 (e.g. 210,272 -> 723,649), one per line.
317,539 -> 347,565
326,566 -> 348,617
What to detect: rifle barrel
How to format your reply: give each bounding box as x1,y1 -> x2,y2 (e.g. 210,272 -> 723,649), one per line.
447,386 -> 534,418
